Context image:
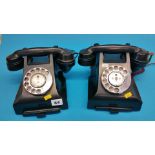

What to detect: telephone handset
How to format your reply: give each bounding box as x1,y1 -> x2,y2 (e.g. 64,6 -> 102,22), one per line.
78,44 -> 153,113
7,46 -> 76,116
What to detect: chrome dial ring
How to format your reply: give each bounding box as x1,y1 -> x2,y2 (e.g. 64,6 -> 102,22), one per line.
23,67 -> 52,95
101,65 -> 131,94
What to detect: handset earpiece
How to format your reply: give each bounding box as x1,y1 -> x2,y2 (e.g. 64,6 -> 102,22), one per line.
6,52 -> 24,71
78,49 -> 96,66
56,49 -> 77,73
131,48 -> 153,71
78,43 -> 103,66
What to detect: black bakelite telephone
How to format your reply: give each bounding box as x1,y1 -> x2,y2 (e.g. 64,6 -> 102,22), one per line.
78,43 -> 153,113
6,46 -> 76,116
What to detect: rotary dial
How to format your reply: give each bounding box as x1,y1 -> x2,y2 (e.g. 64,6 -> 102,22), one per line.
23,67 -> 53,95
101,65 -> 131,94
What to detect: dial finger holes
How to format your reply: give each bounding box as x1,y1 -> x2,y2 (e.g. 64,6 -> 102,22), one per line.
24,77 -> 29,81
123,70 -> 127,74
105,69 -> 109,74
36,89 -> 41,94
31,88 -> 36,94
41,68 -> 49,75
119,67 -> 123,71
24,82 -> 29,87
30,69 -> 35,73
26,72 -> 31,77
36,68 -> 40,72
109,86 -> 114,91
41,68 -> 45,72
27,86 -> 32,91
105,83 -> 110,87
102,74 -> 107,78
109,66 -> 113,71
114,66 -> 118,70
114,88 -> 119,93
45,70 -> 49,75
102,79 -> 107,83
